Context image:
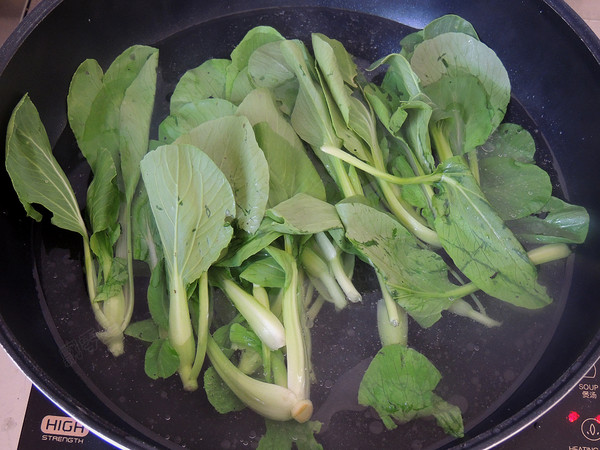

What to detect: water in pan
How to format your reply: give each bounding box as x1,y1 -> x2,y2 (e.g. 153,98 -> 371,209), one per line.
30,7 -> 570,450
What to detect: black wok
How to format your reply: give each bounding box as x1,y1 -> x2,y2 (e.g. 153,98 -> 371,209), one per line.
1,0 -> 599,448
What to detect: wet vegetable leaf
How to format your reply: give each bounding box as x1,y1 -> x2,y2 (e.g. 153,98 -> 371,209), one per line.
478,123 -> 536,162
5,95 -> 87,236
144,339 -> 179,379
124,319 -> 160,343
140,144 -> 235,284
252,121 -> 326,208
240,257 -> 286,288
433,157 -> 552,309
400,14 -> 479,59
281,39 -> 339,149
478,123 -> 552,220
425,73 -> 493,154
237,88 -> 305,155
257,419 -> 323,450
147,258 -> 170,331
411,32 -> 510,153
229,322 -> 262,354
507,196 -> 590,244
216,224 -> 282,268
74,45 -> 158,187
479,156 -> 551,221
204,366 -> 246,414
336,201 -> 458,327
358,344 -> 464,437
227,26 -> 285,99
158,98 -> 237,144
169,59 -> 230,113
247,41 -> 298,115
267,193 -> 343,235
86,147 -> 120,233
174,115 -> 269,234
67,59 -> 104,143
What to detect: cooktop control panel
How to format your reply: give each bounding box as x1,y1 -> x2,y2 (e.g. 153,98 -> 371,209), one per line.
502,362 -> 599,450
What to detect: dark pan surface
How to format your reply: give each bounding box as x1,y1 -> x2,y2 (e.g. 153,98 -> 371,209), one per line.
1,1 -> 600,449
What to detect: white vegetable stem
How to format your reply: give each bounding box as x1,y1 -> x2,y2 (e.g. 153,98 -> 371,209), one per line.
314,232 -> 362,303
190,272 -> 210,382
95,291 -> 126,357
320,145 -> 442,247
376,299 -> 408,347
83,235 -> 127,357
279,258 -> 314,422
282,263 -> 306,396
527,243 -> 571,265
376,272 -> 400,327
220,278 -> 286,351
448,299 -> 501,328
206,336 -> 311,422
168,267 -> 197,391
253,284 -> 274,383
300,246 -> 347,310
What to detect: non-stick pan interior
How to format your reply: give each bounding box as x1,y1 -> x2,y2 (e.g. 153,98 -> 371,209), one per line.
1,1 -> 600,449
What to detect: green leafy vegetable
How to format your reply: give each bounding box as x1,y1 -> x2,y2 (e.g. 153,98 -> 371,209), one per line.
266,194 -> 343,235
337,201 -> 462,328
258,419 -> 323,450
158,98 -> 238,144
141,143 -> 235,390
144,338 -> 180,380
478,124 -> 552,220
174,115 -> 269,234
507,196 -> 590,244
6,44 -> 161,358
5,15 -> 591,449
6,95 -> 88,236
433,157 -> 552,309
252,120 -> 326,207
203,366 -> 246,414
124,319 -> 160,343
411,31 -> 510,154
67,44 -> 159,355
169,58 -> 230,112
358,344 -> 464,437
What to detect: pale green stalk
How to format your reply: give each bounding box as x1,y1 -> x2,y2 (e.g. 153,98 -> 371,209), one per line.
168,267 -> 197,391
321,145 -> 442,246
376,299 -> 408,347
300,246 -> 347,310
527,243 -> 571,264
190,272 -> 210,382
376,272 -> 400,327
314,232 -> 362,303
253,284 -> 273,383
431,124 -> 454,162
206,336 -> 304,421
448,299 -> 501,327
219,277 -> 286,351
279,255 -> 314,423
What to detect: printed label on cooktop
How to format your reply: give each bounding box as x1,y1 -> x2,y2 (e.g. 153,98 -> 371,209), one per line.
580,364 -> 599,400
40,415 -> 89,438
18,387 -> 114,449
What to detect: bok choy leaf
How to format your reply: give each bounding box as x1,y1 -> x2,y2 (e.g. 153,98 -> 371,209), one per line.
67,44 -> 159,355
141,143 -> 235,390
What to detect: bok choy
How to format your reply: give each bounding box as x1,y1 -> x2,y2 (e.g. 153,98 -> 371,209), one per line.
6,44 -> 159,356
4,13 -> 591,449
140,143 -> 235,390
